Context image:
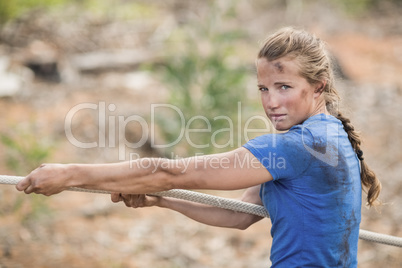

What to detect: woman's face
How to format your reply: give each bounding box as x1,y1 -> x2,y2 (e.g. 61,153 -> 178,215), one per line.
257,57 -> 324,131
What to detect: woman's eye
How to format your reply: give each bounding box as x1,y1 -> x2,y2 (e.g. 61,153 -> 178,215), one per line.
259,87 -> 268,92
280,85 -> 290,90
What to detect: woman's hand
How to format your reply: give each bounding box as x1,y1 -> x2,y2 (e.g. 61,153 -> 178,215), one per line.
111,186 -> 263,230
16,164 -> 72,196
111,193 -> 160,208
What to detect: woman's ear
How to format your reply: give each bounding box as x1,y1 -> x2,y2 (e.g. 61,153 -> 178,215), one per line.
314,81 -> 326,98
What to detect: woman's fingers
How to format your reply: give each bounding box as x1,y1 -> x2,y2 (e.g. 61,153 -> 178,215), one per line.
15,164 -> 70,196
111,194 -> 159,208
16,170 -> 37,192
111,193 -> 122,203
121,194 -> 140,208
16,177 -> 30,192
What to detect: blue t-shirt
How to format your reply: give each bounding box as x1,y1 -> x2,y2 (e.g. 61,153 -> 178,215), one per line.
243,114 -> 362,267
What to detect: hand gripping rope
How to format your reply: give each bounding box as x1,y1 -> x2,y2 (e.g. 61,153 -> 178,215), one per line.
0,175 -> 401,248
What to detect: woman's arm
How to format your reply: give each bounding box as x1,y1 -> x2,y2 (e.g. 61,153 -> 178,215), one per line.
16,147 -> 272,196
112,185 -> 263,230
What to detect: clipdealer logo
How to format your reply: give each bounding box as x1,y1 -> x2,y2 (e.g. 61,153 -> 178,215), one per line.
64,101 -> 276,160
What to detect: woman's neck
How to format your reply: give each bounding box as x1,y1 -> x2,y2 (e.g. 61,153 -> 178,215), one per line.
311,97 -> 330,117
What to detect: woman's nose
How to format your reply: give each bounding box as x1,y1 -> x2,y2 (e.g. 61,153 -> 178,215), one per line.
264,93 -> 280,110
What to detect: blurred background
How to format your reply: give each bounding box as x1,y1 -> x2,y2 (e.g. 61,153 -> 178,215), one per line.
0,0 -> 401,267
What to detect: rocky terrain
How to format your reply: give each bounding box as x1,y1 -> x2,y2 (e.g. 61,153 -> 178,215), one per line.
0,1 -> 401,267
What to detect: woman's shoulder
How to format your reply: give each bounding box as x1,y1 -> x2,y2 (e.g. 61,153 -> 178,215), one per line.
293,113 -> 341,131
288,114 -> 343,140
244,114 -> 342,150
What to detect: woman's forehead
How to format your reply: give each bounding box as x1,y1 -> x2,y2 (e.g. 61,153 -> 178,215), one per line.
257,57 -> 301,79
273,61 -> 284,73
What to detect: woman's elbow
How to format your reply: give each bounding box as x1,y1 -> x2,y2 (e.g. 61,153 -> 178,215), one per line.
232,214 -> 261,230
235,221 -> 254,230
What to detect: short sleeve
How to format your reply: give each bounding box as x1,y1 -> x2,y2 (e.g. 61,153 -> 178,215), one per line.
243,127 -> 314,181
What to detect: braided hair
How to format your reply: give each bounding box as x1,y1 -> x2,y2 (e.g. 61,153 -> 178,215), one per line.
258,27 -> 381,206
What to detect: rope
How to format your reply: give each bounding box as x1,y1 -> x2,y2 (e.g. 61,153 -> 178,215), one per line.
0,175 -> 401,248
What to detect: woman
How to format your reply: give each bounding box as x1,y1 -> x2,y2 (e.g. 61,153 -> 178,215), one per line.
16,27 -> 381,267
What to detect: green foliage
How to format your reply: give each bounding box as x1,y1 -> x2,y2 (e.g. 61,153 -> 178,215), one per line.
332,0 -> 374,15
0,125 -> 54,223
152,7 -> 251,156
0,191 -> 53,226
1,130 -> 52,175
330,0 -> 402,16
0,0 -> 68,24
0,0 -> 158,25
81,0 -> 158,21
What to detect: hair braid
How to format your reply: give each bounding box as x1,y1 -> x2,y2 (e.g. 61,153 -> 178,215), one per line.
336,112 -> 382,207
259,27 -> 381,207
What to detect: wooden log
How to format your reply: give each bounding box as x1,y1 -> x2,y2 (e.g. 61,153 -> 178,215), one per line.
70,49 -> 158,73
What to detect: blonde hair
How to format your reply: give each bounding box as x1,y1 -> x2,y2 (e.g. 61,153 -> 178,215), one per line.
258,27 -> 381,206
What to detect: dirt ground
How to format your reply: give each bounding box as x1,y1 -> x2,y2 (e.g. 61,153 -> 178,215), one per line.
0,1 -> 401,267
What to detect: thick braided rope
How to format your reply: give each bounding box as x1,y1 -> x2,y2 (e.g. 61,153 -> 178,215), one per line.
152,189 -> 269,218
1,175 -> 401,247
0,175 -> 268,217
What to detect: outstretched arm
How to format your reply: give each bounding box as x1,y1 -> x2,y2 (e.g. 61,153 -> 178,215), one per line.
112,185 -> 263,230
16,147 -> 272,196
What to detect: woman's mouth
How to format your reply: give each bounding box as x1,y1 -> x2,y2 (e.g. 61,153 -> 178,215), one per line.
270,114 -> 286,121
